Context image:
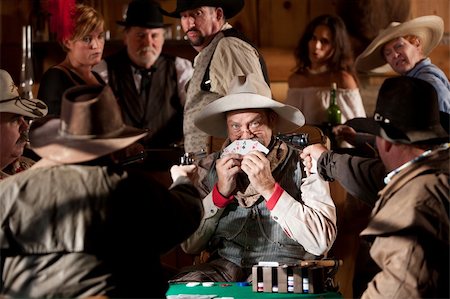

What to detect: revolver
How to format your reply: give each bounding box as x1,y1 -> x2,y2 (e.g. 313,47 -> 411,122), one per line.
276,133 -> 310,149
180,149 -> 207,165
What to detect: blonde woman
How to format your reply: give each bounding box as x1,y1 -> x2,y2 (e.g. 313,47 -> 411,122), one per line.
38,3 -> 106,116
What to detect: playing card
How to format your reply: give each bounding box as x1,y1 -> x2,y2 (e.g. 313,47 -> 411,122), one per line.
221,139 -> 269,157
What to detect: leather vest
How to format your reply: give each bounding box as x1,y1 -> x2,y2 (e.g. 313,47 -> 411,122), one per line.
183,29 -> 269,154
209,146 -> 316,267
105,49 -> 183,148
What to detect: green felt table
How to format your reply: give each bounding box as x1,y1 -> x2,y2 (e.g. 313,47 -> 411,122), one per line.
167,282 -> 342,298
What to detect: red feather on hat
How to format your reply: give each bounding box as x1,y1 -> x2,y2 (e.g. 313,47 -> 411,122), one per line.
46,0 -> 76,41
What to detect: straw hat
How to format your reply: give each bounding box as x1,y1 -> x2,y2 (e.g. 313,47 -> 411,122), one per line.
194,74 -> 305,138
0,69 -> 48,118
355,15 -> 444,73
161,0 -> 244,19
30,85 -> 148,164
347,76 -> 448,144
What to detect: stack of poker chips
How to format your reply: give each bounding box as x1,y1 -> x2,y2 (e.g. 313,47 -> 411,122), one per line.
251,260 -> 340,294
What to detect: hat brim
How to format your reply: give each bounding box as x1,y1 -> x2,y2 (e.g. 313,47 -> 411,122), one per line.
30,118 -> 148,164
355,15 -> 444,73
0,97 -> 48,118
160,0 -> 244,19
194,93 -> 305,138
346,118 -> 380,136
347,117 -> 449,144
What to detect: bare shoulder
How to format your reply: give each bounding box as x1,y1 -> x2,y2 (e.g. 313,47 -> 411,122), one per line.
337,71 -> 358,89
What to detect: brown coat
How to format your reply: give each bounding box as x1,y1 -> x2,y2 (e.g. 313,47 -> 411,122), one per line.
361,146 -> 449,298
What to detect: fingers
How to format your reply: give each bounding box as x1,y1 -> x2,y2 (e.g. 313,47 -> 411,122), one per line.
301,144 -> 327,161
240,152 -> 276,198
302,155 -> 313,176
216,154 -> 242,197
217,154 -> 242,171
170,164 -> 197,182
333,124 -> 356,144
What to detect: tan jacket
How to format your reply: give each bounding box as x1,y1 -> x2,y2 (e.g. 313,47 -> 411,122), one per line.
361,146 -> 449,299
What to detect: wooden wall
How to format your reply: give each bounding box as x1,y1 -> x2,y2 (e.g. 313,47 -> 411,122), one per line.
0,1 -> 448,298
1,0 -> 448,83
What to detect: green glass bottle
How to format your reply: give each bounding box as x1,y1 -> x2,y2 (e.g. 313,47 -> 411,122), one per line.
327,82 -> 341,125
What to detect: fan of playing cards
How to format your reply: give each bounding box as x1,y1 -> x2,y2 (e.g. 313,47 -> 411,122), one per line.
221,139 -> 269,157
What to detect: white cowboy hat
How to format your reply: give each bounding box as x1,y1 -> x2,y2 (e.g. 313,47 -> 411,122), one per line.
0,69 -> 48,118
355,15 -> 444,73
30,85 -> 148,164
194,73 -> 305,138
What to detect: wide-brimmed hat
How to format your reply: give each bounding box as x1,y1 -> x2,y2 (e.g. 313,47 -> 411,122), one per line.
0,69 -> 48,118
161,0 -> 244,19
29,85 -> 148,164
194,74 -> 305,138
347,76 -> 448,144
355,15 -> 444,73
117,0 -> 169,28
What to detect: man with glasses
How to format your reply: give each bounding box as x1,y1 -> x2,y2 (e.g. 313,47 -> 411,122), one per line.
0,69 -> 48,179
171,74 -> 336,282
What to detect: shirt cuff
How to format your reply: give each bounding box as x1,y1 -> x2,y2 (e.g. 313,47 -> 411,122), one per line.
266,183 -> 284,210
212,184 -> 234,208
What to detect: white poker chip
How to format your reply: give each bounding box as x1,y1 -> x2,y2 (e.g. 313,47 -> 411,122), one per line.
202,281 -> 214,287
186,282 -> 200,287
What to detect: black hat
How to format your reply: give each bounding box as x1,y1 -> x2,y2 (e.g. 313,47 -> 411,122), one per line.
160,0 -> 244,19
117,0 -> 168,28
347,76 -> 448,144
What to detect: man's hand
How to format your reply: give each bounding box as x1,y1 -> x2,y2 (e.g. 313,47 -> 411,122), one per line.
241,151 -> 276,199
300,144 -> 329,176
216,153 -> 242,197
170,164 -> 197,182
333,124 -> 357,145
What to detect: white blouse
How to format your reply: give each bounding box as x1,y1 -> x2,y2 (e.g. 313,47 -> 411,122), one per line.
285,87 -> 366,125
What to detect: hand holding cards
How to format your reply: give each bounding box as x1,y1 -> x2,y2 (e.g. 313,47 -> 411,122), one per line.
221,139 -> 269,157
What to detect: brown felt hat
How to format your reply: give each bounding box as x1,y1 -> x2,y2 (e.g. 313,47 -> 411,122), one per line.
30,85 -> 148,164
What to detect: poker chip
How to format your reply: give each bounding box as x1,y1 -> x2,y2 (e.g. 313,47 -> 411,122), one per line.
237,281 -> 250,287
186,282 -> 200,287
202,282 -> 214,287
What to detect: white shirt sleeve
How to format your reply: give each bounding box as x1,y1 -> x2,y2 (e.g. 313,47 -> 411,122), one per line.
270,173 -> 337,256
174,56 -> 194,106
181,192 -> 224,254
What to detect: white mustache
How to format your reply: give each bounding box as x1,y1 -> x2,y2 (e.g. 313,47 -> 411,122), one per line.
137,47 -> 155,55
